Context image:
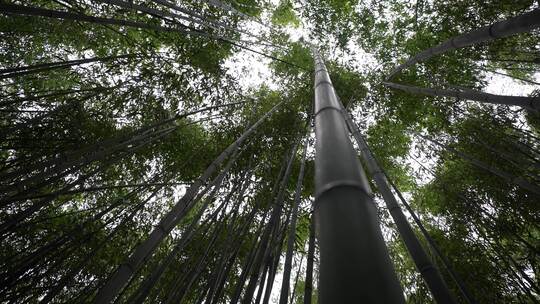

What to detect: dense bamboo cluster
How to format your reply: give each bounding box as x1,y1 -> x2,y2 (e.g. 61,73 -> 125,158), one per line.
1,1 -> 539,303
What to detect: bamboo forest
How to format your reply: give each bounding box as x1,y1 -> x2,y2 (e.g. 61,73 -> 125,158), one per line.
1,0 -> 540,303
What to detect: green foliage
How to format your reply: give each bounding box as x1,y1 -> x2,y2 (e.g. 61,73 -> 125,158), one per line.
327,62 -> 367,107
271,41 -> 313,79
1,0 -> 539,303
366,116 -> 415,191
272,0 -> 301,27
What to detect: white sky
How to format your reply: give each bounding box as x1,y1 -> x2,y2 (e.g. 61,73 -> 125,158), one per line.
483,70 -> 540,96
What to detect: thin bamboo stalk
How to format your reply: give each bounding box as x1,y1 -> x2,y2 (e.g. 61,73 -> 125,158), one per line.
419,133 -> 540,195
387,9 -> 540,79
341,108 -> 456,304
383,82 -> 539,112
92,99 -> 284,303
242,139 -> 300,304
303,212 -> 315,304
279,134 -> 309,304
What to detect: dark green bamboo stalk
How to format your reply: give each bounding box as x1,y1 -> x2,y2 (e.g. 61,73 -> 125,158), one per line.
254,259 -> 270,304
0,104 -> 241,214
152,0 -> 243,31
0,125 -> 171,195
0,101 -> 243,188
387,177 -> 478,304
0,3 -> 291,64
303,212 -> 315,304
0,3 -> 194,35
279,135 -> 309,304
1,184 -> 144,271
262,215 -> 289,304
172,188 -> 237,304
474,204 -> 540,255
130,155 -> 248,304
471,221 -> 540,296
290,253 -> 305,303
387,9 -> 540,79
241,139 -> 300,304
419,133 -> 540,195
340,108 -> 456,303
231,154 -> 290,304
231,223 -> 264,304
165,220 -> 221,304
0,152 -> 134,234
202,0 -> 272,30
383,82 -> 540,112
482,68 -> 540,86
0,186 -> 160,297
0,85 -> 119,108
38,187 -> 162,304
0,54 -> 133,79
92,99 -> 284,303
311,46 -> 404,303
467,132 -> 539,174
97,0 -> 266,42
202,0 -> 254,22
207,206 -> 259,304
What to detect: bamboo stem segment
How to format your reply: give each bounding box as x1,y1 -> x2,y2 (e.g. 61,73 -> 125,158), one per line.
311,46 -> 405,303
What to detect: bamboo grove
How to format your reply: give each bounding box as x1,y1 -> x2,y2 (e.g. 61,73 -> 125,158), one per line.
0,0 -> 539,303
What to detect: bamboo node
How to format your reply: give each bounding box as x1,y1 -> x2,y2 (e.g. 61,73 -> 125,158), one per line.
314,179 -> 370,199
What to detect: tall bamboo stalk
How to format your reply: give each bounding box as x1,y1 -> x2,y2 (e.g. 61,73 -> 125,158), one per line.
385,177 -> 479,304
128,153 -> 244,304
98,0 -> 264,41
0,54 -> 134,79
387,9 -> 540,79
231,153 -> 290,304
92,100 -> 285,303
303,212 -> 315,304
384,82 -> 539,112
311,46 -> 404,303
38,187 -> 163,304
340,107 -> 456,303
279,134 -> 309,304
242,138 -> 300,304
0,3 -> 288,62
419,133 -> 540,196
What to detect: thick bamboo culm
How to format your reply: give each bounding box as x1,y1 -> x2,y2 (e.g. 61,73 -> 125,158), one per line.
311,46 -> 405,303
